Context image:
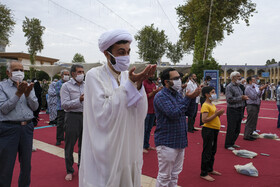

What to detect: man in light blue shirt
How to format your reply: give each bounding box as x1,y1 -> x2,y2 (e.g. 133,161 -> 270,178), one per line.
60,64 -> 84,181
0,61 -> 38,187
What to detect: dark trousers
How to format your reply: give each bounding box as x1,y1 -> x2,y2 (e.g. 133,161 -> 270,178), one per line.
277,105 -> 280,128
143,113 -> 156,149
244,104 -> 260,139
225,107 -> 243,148
64,112 -> 83,174
0,122 -> 33,187
188,103 -> 198,131
200,127 -> 219,176
200,97 -> 206,126
56,110 -> 65,142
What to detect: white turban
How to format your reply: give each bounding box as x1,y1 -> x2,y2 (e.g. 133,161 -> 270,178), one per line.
98,29 -> 133,52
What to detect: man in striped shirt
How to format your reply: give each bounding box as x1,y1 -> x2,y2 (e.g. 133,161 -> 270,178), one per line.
225,71 -> 248,150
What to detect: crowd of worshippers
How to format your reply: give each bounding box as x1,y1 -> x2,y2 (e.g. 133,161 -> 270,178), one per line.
1,29 -> 280,187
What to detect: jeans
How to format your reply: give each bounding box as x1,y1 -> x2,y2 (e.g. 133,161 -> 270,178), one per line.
277,105 -> 280,128
201,127 -> 219,176
143,113 -> 155,149
0,122 -> 34,187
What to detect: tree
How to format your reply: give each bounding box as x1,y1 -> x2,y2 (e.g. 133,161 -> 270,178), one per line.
166,41 -> 184,65
135,24 -> 167,64
191,57 -> 221,82
266,58 -> 277,65
22,17 -> 45,78
176,0 -> 256,62
36,70 -> 50,81
72,53 -> 85,63
0,3 -> 16,46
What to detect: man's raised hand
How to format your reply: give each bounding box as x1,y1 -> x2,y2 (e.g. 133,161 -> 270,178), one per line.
129,64 -> 157,90
16,81 -> 28,97
24,83 -> 34,97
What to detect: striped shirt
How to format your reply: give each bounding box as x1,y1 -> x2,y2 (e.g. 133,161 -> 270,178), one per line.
225,82 -> 245,108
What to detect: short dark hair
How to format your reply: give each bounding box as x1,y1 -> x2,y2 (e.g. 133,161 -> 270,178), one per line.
246,76 -> 252,84
278,81 -> 280,85
205,76 -> 212,81
106,40 -> 130,53
202,86 -> 214,97
160,68 -> 176,86
70,64 -> 84,76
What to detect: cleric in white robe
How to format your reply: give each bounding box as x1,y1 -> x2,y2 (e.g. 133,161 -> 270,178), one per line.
79,29 -> 156,187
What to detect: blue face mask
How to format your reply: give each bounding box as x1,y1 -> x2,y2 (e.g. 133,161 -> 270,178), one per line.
209,94 -> 217,101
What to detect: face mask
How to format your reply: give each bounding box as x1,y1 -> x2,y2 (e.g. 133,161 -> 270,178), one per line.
257,80 -> 260,84
108,51 -> 130,72
11,71 -> 24,82
171,79 -> 182,91
209,94 -> 217,101
63,75 -> 70,82
75,74 -> 84,82
236,79 -> 242,84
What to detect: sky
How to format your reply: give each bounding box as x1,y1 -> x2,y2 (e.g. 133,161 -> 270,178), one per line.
2,0 -> 280,66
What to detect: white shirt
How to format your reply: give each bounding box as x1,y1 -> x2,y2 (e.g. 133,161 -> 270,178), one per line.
186,79 -> 200,103
79,65 -> 147,187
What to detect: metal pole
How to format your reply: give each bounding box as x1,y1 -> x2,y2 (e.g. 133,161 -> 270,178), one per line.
203,0 -> 214,62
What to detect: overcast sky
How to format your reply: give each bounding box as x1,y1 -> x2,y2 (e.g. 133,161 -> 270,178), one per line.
2,0 -> 280,65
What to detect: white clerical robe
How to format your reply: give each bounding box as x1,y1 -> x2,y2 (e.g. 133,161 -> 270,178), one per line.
79,65 -> 147,187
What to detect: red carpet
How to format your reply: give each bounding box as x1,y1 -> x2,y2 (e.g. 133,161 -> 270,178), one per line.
143,100 -> 280,187
11,150 -> 79,187
10,100 -> 280,186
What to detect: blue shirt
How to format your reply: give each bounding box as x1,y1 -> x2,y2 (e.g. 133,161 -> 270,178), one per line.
60,78 -> 84,112
0,79 -> 38,121
55,79 -> 65,110
154,87 -> 196,149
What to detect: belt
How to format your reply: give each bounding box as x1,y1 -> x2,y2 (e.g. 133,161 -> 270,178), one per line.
2,119 -> 33,126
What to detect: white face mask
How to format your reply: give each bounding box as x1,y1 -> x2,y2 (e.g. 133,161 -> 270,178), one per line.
75,74 -> 84,82
236,79 -> 242,84
209,93 -> 217,101
108,51 -> 130,72
11,71 -> 24,82
63,75 -> 70,82
171,79 -> 182,91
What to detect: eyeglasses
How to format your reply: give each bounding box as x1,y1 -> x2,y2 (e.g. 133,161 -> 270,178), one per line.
169,76 -> 181,81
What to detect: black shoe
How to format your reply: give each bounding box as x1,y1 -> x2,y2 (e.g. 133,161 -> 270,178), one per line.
243,137 -> 256,141
193,129 -> 198,131
56,141 -> 61,146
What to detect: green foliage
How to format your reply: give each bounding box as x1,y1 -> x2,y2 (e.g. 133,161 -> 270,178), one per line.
191,57 -> 221,82
166,41 -> 184,65
135,24 -> 168,64
0,66 -> 8,80
266,58 -> 277,65
0,3 -> 16,46
176,0 -> 256,62
22,17 -> 45,79
53,74 -> 60,80
36,70 -> 50,81
72,53 -> 85,63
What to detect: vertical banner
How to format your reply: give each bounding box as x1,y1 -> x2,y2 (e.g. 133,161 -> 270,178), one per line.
204,70 -> 220,98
